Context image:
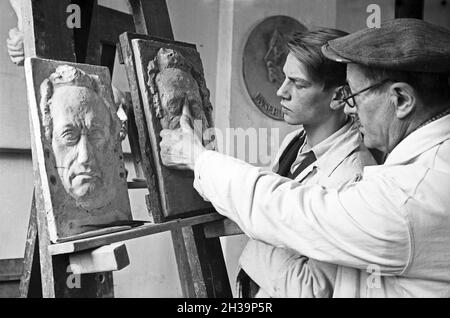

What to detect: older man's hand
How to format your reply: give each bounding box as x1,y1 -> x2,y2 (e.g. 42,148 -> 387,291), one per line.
160,100 -> 206,171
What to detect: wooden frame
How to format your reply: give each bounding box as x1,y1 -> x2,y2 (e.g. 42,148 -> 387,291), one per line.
120,33 -> 214,221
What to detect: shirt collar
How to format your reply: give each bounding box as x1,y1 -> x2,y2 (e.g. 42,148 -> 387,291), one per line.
295,117 -> 363,177
385,113 -> 450,165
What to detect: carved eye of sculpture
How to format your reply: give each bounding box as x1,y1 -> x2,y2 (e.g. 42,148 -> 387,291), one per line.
60,127 -> 80,145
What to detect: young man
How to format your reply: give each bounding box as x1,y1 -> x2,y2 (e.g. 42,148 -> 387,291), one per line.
160,19 -> 450,297
236,29 -> 377,298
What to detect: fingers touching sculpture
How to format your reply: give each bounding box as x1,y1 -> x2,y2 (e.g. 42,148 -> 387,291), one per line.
147,48 -> 214,145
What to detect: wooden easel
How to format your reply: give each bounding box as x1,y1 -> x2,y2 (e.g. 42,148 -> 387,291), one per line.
18,0 -> 238,298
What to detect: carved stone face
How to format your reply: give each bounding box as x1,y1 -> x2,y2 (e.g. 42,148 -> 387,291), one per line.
50,86 -> 117,209
156,68 -> 203,130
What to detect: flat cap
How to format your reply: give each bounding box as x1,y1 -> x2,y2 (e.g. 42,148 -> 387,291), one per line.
322,18 -> 450,73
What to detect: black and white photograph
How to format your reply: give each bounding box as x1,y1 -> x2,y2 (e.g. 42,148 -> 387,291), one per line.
0,0 -> 449,302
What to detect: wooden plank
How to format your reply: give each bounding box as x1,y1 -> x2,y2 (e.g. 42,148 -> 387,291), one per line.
21,0 -> 76,61
128,0 -> 173,38
203,218 -> 243,238
119,32 -> 163,222
49,213 -> 224,255
19,194 -> 39,297
191,224 -> 232,297
21,226 -> 43,298
172,225 -> 232,297
172,227 -> 207,297
171,228 -> 198,297
69,243 -> 130,274
27,99 -> 56,297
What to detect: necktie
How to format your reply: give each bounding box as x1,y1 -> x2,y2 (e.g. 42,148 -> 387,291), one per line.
277,133 -> 306,177
286,150 -> 316,179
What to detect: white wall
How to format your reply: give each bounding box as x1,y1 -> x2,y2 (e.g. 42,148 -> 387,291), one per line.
0,0 -> 33,260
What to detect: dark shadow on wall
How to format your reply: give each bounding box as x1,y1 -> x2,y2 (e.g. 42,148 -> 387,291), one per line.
395,0 -> 424,19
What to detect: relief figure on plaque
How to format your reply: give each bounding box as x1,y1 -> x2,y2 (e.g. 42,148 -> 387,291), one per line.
263,29 -> 287,87
39,65 -> 122,210
147,48 -> 214,145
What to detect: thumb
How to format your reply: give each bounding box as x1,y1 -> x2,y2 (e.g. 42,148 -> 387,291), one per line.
180,96 -> 193,131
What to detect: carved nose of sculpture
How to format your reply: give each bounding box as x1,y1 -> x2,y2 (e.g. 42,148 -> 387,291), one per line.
77,134 -> 94,166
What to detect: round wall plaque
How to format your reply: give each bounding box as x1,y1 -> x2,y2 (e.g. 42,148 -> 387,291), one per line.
243,16 -> 306,120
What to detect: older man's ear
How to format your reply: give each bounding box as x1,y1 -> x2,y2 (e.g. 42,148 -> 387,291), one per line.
388,82 -> 417,120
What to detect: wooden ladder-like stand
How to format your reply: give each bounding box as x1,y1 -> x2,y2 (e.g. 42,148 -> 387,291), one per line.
18,0 -> 240,298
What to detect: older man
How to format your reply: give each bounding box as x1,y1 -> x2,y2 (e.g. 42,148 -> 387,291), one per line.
160,19 -> 450,297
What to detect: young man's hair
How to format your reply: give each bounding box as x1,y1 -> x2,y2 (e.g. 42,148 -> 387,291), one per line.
357,66 -> 450,108
286,28 -> 349,90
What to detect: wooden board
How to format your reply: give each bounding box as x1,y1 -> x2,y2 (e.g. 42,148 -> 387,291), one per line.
128,35 -> 214,219
68,243 -> 130,274
24,58 -> 132,242
48,212 -> 223,255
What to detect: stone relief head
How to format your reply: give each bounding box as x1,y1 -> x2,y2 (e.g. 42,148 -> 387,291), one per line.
263,29 -> 287,87
39,65 -> 122,210
147,48 -> 213,145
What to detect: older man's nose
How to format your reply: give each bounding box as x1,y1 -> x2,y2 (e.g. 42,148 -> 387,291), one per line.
77,134 -> 94,165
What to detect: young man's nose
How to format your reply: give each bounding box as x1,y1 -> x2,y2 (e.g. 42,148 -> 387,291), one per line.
276,78 -> 290,99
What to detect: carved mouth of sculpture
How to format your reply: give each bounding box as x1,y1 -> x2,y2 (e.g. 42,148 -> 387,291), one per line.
70,171 -> 101,184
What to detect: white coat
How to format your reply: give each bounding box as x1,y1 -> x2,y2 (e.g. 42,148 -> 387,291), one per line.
193,114 -> 450,297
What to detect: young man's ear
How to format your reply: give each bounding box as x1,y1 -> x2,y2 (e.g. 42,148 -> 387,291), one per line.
329,85 -> 346,111
388,82 -> 416,119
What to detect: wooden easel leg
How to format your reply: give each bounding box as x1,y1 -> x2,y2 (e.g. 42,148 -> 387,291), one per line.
172,226 -> 232,298
20,190 -> 114,298
19,194 -> 42,298
191,224 -> 232,297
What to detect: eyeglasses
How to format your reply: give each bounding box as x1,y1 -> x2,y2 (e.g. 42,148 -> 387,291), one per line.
340,79 -> 392,108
